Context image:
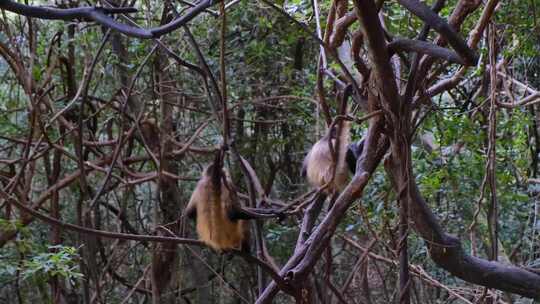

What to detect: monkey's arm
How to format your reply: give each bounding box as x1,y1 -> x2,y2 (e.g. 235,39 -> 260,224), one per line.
184,200 -> 197,220
228,205 -> 284,221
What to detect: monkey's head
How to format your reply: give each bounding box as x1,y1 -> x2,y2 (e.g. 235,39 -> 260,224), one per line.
203,163 -> 221,180
203,149 -> 227,185
202,163 -> 231,188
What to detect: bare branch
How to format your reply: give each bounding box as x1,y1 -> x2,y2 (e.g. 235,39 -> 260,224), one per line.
0,0 -> 222,38
397,0 -> 478,65
388,39 -> 465,65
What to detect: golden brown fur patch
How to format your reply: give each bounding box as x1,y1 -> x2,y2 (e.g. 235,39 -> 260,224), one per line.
304,121 -> 351,194
186,167 -> 246,251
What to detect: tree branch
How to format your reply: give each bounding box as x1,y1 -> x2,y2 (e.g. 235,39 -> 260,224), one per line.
0,0 -> 221,38
388,39 -> 465,65
385,163 -> 540,299
397,0 -> 478,65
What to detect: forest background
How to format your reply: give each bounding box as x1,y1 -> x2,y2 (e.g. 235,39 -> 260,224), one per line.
0,0 -> 540,303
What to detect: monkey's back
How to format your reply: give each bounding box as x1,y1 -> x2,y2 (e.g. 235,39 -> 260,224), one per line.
190,177 -> 245,251
306,139 -> 335,190
305,121 -> 350,193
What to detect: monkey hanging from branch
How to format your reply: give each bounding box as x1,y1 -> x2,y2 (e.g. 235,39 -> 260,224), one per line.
184,143 -> 288,252
184,148 -> 251,252
302,86 -> 356,197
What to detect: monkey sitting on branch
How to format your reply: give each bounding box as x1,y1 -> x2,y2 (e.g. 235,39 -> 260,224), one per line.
302,119 -> 351,195
184,150 -> 250,252
302,87 -> 354,196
